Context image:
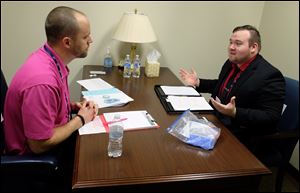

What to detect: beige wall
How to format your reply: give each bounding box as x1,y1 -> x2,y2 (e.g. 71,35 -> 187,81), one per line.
1,1 -> 264,101
1,1 -> 298,168
260,1 -> 299,80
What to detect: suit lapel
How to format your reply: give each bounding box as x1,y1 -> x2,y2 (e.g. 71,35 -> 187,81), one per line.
229,56 -> 259,96
213,61 -> 232,96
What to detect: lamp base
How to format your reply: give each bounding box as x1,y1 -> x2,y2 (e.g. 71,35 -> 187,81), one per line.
130,43 -> 137,63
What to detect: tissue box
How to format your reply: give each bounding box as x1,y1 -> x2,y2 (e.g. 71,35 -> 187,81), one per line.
145,61 -> 160,77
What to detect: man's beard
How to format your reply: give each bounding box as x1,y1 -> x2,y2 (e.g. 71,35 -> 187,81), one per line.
229,55 -> 247,64
78,51 -> 87,58
73,47 -> 88,58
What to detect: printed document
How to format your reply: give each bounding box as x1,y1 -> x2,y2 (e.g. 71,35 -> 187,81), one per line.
82,88 -> 134,108
167,96 -> 213,111
77,78 -> 113,90
161,86 -> 200,96
77,78 -> 134,108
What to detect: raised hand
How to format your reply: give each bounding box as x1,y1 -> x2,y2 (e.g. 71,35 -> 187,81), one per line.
179,68 -> 199,87
210,96 -> 237,117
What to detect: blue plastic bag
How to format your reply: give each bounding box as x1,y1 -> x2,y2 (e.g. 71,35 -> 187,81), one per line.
167,110 -> 221,150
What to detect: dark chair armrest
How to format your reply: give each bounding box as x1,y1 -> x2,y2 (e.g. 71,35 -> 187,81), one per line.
1,154 -> 58,176
1,154 -> 61,192
248,129 -> 299,156
251,130 -> 299,141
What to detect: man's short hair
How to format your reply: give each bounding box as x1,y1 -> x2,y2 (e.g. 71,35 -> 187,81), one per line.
45,6 -> 85,44
233,25 -> 261,52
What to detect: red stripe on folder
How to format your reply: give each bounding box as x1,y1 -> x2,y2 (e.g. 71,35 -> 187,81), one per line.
100,115 -> 109,133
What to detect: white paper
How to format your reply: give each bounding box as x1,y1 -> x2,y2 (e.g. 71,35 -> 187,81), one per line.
167,96 -> 213,111
103,110 -> 158,131
77,78 -> 113,91
78,116 -> 107,135
79,111 -> 158,135
84,91 -> 134,108
82,88 -> 134,108
161,86 -> 200,96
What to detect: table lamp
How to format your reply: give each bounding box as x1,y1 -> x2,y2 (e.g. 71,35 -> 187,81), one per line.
112,9 -> 157,63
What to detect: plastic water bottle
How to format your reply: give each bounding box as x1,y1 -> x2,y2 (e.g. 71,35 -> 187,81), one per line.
132,55 -> 141,78
103,47 -> 113,69
107,114 -> 124,158
123,54 -> 131,78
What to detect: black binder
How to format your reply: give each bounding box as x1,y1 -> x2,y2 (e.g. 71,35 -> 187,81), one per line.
154,85 -> 213,114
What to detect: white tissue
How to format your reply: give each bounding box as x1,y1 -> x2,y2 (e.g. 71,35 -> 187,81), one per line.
147,49 -> 161,63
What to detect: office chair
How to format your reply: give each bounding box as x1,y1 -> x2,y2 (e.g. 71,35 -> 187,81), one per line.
249,76 -> 299,192
0,70 -> 66,192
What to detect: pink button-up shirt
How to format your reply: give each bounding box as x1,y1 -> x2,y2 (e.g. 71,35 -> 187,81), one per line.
4,43 -> 70,155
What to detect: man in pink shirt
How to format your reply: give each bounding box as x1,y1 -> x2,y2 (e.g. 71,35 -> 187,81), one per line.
4,6 -> 97,155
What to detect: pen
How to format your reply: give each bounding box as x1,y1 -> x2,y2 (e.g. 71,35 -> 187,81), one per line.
106,118 -> 128,125
90,71 -> 106,75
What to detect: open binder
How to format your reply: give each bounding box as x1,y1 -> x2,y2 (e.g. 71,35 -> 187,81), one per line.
154,85 -> 213,114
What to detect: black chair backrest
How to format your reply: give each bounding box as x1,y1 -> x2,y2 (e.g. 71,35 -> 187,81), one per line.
274,77 -> 299,166
1,70 -> 8,154
277,77 -> 299,132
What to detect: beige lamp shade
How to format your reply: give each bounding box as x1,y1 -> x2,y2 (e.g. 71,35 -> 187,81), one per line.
112,12 -> 157,43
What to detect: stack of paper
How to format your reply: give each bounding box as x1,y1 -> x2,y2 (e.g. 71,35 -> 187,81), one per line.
155,85 -> 213,113
82,88 -> 133,108
77,78 -> 134,108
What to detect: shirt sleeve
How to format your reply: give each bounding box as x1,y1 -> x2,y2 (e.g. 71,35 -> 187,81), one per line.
21,84 -> 60,140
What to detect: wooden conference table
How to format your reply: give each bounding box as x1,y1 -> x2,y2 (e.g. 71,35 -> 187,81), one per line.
72,66 -> 270,192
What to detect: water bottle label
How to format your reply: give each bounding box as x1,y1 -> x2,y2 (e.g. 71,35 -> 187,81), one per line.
123,62 -> 131,78
133,61 -> 140,78
108,124 -> 123,157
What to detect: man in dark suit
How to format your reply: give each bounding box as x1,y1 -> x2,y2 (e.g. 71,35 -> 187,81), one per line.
179,25 -> 285,144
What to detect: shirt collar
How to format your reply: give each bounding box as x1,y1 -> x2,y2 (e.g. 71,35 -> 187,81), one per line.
234,54 -> 257,72
44,43 -> 69,77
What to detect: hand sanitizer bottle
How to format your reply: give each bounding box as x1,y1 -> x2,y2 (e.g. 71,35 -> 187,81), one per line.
104,47 -> 113,69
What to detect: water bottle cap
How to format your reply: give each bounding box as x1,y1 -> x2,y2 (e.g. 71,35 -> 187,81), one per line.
113,114 -> 121,119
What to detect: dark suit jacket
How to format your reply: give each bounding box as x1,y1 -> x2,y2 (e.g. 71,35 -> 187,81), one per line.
196,54 -> 285,140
